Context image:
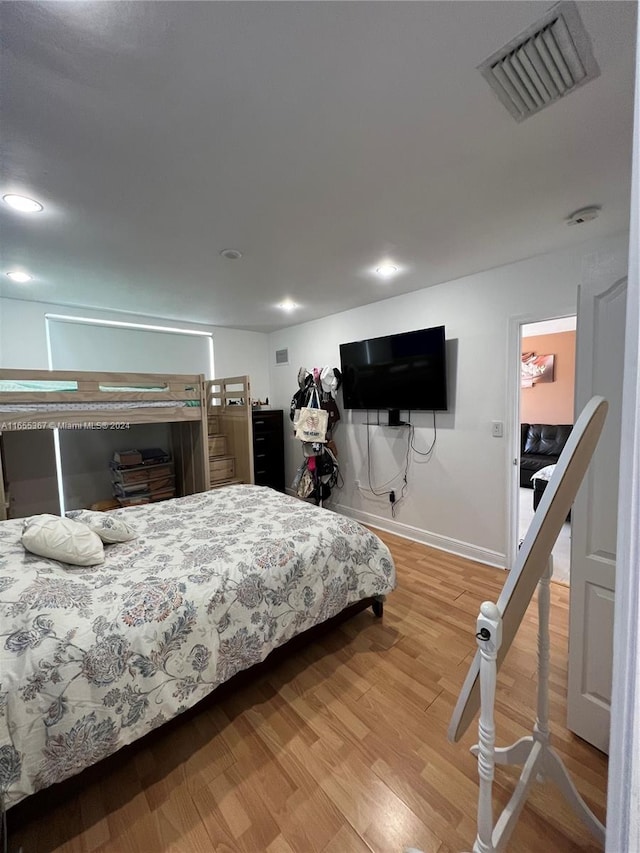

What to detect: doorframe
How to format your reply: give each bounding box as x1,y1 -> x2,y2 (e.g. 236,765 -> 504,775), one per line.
607,20 -> 640,846
608,265 -> 640,848
506,310 -> 576,571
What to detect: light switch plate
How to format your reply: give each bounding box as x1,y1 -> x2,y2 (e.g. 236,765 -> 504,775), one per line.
491,421 -> 504,438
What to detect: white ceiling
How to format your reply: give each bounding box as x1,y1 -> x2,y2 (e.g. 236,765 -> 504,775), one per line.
1,1 -> 636,333
523,316 -> 577,336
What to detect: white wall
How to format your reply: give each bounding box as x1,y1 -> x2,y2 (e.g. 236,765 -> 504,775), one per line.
2,431 -> 60,517
0,298 -> 271,399
268,232 -> 629,566
48,318 -> 212,375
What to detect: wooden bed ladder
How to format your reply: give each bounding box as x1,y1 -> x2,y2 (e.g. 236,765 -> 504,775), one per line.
206,376 -> 254,489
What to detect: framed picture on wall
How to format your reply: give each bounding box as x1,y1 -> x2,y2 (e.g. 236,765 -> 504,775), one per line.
521,353 -> 554,387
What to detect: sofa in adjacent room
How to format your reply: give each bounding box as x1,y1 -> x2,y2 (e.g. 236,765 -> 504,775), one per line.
520,423 -> 573,488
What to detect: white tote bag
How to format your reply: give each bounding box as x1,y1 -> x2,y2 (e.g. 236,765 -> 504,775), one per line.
294,387 -> 328,443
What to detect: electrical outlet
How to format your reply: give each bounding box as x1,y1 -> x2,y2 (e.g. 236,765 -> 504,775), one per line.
491,421 -> 504,438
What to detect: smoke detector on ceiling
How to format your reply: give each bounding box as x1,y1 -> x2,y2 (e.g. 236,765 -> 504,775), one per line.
220,248 -> 243,260
566,206 -> 600,226
478,1 -> 600,122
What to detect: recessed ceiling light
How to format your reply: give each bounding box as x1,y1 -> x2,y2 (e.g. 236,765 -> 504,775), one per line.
6,270 -> 33,283
278,299 -> 298,312
220,248 -> 243,260
375,262 -> 399,280
3,194 -> 43,213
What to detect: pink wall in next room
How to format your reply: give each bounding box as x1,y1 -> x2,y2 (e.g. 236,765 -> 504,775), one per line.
520,330 -> 576,424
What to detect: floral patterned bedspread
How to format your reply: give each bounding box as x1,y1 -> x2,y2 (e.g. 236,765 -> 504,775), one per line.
0,485 -> 396,806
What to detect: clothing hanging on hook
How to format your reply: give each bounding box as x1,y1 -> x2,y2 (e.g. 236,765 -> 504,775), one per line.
290,365 -> 343,505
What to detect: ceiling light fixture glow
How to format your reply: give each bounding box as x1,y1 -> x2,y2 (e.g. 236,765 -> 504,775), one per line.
278,299 -> 298,312
6,270 -> 33,283
375,262 -> 399,280
3,194 -> 44,213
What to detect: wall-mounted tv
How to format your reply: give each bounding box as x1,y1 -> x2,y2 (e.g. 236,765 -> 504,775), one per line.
339,325 -> 448,412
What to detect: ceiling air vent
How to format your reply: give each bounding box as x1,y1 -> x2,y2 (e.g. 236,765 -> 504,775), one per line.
478,1 -> 600,122
275,348 -> 289,366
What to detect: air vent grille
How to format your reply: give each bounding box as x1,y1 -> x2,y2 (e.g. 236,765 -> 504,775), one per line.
478,2 -> 600,122
275,348 -> 289,366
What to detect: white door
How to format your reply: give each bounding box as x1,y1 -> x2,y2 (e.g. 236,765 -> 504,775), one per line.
567,256 -> 627,753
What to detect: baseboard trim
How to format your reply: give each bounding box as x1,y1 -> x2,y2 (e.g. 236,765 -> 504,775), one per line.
329,500 -> 507,570
284,489 -> 506,569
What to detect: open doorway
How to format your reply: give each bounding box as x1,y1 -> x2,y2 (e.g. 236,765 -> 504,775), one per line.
518,316 -> 576,584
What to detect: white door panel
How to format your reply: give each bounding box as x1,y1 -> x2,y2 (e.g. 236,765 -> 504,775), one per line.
583,582 -> 615,705
568,270 -> 626,753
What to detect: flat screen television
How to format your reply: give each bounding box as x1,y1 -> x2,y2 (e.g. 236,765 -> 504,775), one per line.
339,325 -> 448,412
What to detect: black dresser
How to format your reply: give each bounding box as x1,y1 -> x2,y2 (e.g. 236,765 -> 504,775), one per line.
252,409 -> 285,492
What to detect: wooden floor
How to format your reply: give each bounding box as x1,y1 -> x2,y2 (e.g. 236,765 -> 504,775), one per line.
8,531 -> 607,853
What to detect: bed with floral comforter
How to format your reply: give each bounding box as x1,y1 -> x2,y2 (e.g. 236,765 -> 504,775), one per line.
0,485 -> 396,807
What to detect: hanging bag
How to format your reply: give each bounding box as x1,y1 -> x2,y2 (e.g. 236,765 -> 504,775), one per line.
295,386 -> 328,443
321,393 -> 341,430
296,465 -> 315,498
289,374 -> 314,422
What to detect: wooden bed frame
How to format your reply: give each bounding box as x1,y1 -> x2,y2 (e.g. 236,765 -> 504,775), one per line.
0,368 -> 211,519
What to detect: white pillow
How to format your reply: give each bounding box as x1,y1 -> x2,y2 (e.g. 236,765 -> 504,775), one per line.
66,509 -> 136,544
22,515 -> 104,566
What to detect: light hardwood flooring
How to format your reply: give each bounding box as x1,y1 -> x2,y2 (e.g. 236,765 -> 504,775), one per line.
8,531 -> 607,852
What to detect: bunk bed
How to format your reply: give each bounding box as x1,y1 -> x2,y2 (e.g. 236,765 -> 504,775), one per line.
0,368 -> 397,809
0,368 -> 211,518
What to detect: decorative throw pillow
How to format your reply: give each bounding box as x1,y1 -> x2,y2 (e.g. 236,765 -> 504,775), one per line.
22,515 -> 105,566
66,509 -> 136,544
